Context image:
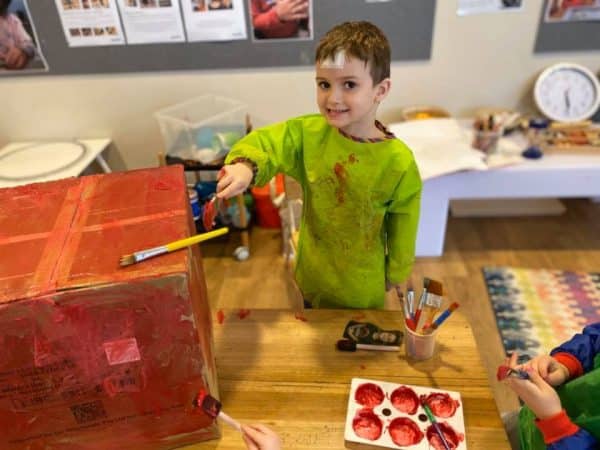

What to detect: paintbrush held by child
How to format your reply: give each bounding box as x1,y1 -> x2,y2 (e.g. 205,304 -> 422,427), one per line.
501,322 -> 600,450
217,21 -> 422,309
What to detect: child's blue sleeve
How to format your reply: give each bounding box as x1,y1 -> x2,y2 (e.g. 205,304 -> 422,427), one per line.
550,323 -> 600,373
547,428 -> 598,450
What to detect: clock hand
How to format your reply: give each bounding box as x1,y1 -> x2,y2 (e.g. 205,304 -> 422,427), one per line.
564,89 -> 571,114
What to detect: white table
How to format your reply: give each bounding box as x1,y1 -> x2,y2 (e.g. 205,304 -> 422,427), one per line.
416,151 -> 600,257
0,139 -> 112,188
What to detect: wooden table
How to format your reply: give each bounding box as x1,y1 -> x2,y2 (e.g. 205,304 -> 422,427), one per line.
183,309 -> 510,449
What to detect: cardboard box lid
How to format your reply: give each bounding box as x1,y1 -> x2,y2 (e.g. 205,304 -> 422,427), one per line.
0,165 -> 193,304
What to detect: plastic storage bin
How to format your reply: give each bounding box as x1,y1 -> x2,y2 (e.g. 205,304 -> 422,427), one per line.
155,95 -> 248,164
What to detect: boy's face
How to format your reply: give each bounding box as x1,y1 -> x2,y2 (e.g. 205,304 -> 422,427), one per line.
315,55 -> 390,138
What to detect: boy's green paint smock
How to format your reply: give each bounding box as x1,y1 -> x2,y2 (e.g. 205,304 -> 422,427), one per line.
226,114 -> 422,309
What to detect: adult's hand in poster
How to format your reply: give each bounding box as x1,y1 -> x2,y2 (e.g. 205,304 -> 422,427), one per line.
4,46 -> 28,70
275,0 -> 309,22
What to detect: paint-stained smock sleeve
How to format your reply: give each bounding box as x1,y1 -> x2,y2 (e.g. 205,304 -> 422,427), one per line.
550,322 -> 600,379
225,118 -> 303,186
385,157 -> 422,284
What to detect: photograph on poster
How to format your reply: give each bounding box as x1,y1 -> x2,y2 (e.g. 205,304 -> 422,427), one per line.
182,0 -> 247,41
544,0 -> 600,22
457,0 -> 522,16
116,0 -> 185,44
0,0 -> 48,73
250,0 -> 312,41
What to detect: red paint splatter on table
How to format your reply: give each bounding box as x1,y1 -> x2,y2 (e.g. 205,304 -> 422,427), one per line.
390,386 -> 419,415
359,365 -> 366,370
354,383 -> 385,408
352,409 -> 382,441
389,417 -> 424,447
216,310 -> 225,324
237,309 -> 251,319
426,422 -> 464,450
352,313 -> 366,321
421,393 -> 460,418
294,312 -> 308,322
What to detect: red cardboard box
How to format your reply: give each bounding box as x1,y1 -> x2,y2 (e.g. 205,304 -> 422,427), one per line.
0,166 -> 219,449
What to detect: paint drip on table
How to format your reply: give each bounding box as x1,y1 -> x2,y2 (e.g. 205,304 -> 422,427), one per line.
344,378 -> 466,450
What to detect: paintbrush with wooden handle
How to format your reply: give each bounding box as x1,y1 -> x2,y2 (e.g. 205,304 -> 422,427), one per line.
119,227 -> 228,267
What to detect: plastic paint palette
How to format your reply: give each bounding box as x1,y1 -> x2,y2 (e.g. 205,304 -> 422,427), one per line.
344,378 -> 467,450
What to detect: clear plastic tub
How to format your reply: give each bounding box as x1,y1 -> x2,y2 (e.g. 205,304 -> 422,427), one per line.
154,95 -> 248,163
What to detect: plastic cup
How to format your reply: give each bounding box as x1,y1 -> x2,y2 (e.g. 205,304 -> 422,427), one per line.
473,130 -> 501,155
405,327 -> 436,360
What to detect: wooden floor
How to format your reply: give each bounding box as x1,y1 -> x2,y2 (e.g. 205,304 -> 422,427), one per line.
200,198 -> 600,419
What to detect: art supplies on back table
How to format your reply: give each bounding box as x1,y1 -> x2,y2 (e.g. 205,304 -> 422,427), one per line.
344,378 -> 466,449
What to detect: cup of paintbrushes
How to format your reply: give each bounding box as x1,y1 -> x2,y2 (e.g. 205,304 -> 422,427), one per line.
405,325 -> 437,361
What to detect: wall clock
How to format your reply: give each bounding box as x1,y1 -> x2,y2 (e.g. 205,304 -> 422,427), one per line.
533,63 -> 600,123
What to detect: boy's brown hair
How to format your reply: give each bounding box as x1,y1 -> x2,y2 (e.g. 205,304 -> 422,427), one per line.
315,21 -> 391,85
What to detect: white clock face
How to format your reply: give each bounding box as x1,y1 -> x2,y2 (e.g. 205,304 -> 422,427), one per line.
534,64 -> 600,123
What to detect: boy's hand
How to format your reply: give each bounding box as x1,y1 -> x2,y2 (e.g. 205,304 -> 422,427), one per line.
502,353 -> 562,420
241,424 -> 282,450
275,0 -> 309,22
525,355 -> 570,387
5,46 -> 28,70
217,162 -> 253,199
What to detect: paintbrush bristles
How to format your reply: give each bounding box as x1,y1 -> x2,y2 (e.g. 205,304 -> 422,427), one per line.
119,254 -> 136,267
426,279 -> 443,296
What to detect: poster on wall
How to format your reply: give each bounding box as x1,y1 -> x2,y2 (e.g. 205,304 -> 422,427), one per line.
457,0 -> 523,15
1,0 -> 48,73
544,0 -> 600,22
116,0 -> 186,44
180,0 -> 247,42
249,0 -> 312,41
54,0 -> 125,47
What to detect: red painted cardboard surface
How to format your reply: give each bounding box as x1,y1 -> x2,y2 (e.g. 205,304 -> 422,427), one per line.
0,166 -> 219,449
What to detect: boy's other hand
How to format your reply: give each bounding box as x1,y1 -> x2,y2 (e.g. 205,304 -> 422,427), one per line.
526,355 -> 570,387
505,368 -> 562,420
275,0 -> 309,22
241,424 -> 282,450
216,162 -> 253,199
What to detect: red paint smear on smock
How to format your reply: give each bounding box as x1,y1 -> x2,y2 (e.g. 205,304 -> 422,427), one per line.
390,386 -> 419,415
354,383 -> 385,408
426,422 -> 464,450
216,310 -> 225,324
389,417 -> 424,447
352,408 -> 382,441
422,392 -> 460,418
237,309 -> 251,319
333,162 -> 346,204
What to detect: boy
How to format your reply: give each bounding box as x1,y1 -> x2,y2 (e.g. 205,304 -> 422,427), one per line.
217,21 -> 422,309
502,322 -> 600,449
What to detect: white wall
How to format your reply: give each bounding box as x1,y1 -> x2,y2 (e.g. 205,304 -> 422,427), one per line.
1,0 -> 599,170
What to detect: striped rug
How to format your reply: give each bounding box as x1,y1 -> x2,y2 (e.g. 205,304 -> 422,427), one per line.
483,267 -> 600,361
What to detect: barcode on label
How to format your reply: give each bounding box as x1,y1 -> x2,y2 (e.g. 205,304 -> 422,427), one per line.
70,400 -> 107,424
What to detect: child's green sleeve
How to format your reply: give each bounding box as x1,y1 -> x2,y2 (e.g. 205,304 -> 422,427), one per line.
385,158 -> 422,284
225,118 -> 304,186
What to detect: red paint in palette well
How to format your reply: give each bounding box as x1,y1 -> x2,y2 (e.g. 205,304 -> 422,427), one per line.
388,417 -> 424,447
390,386 -> 419,415
354,383 -> 385,408
426,422 -> 464,450
352,408 -> 382,441
421,392 -> 460,418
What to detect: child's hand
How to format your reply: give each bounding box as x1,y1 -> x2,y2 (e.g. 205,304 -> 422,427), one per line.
241,424 -> 282,450
4,46 -> 28,70
216,162 -> 253,199
525,355 -> 570,387
504,367 -> 562,420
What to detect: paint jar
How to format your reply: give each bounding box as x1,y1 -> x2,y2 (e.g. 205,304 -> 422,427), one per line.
405,327 -> 436,361
473,130 -> 502,156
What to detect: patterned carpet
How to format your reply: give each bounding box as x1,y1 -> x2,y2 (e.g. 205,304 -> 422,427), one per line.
483,267 -> 600,362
